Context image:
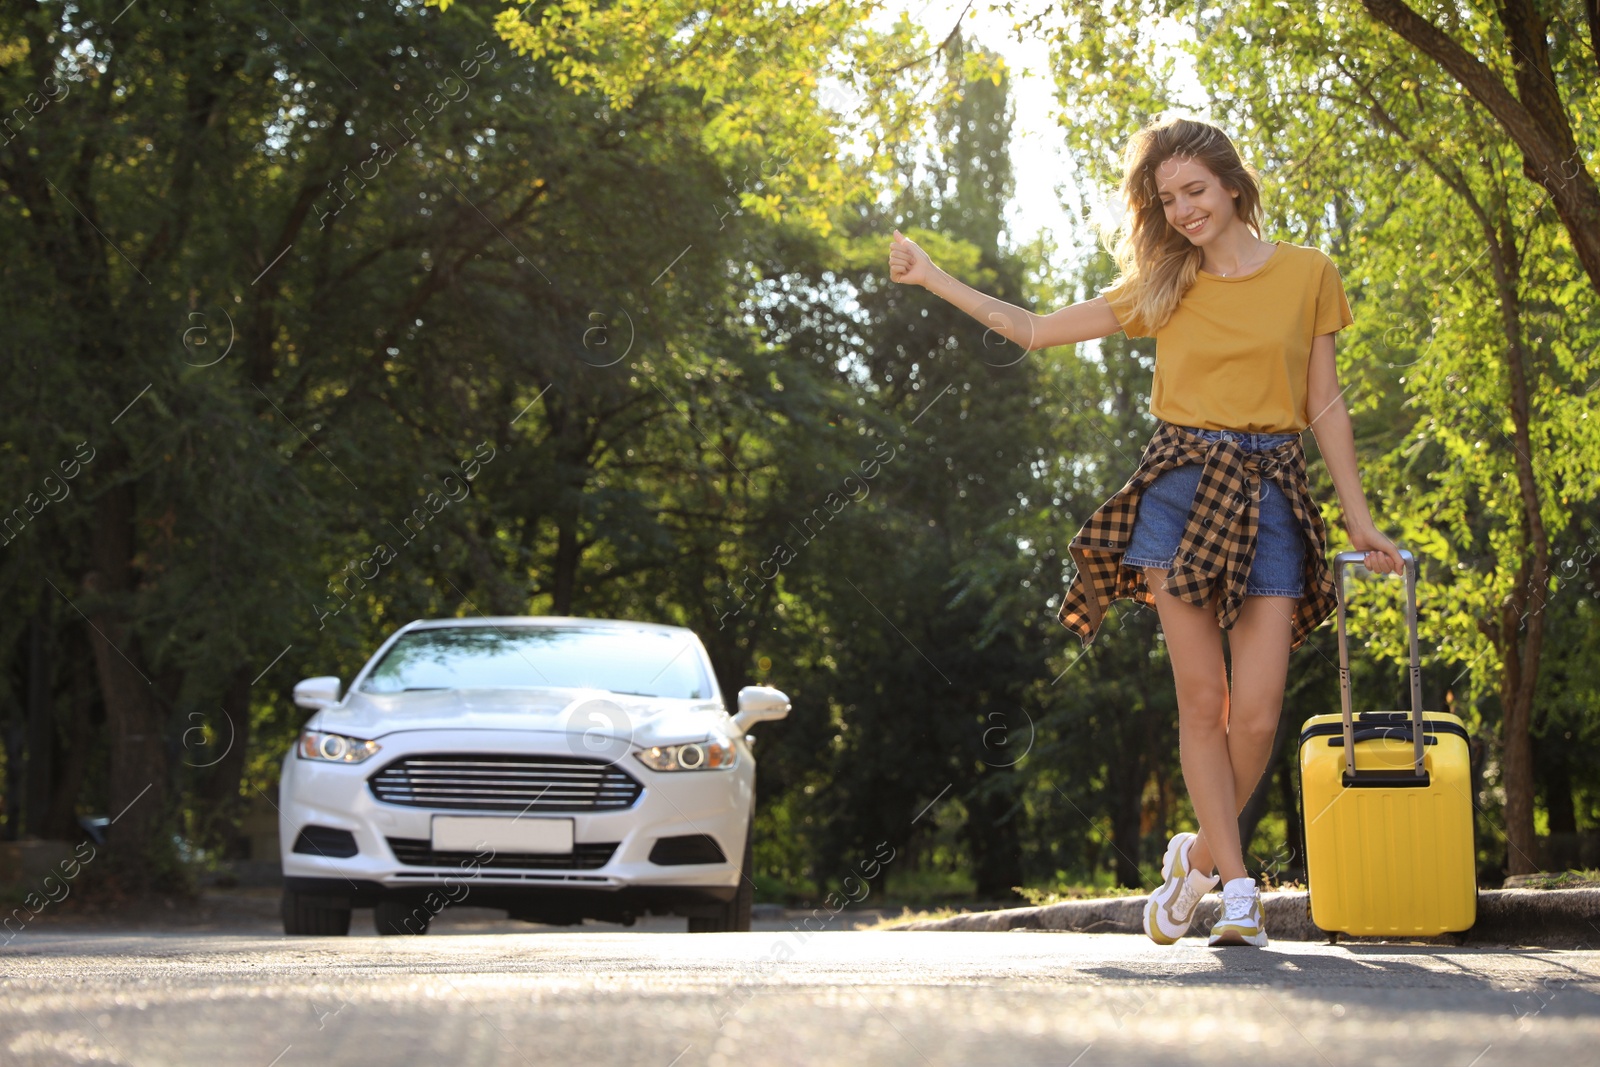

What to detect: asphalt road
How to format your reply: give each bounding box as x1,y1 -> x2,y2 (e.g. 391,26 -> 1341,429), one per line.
2,908 -> 1597,1067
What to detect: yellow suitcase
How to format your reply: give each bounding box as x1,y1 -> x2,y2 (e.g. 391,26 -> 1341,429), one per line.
1297,548 -> 1476,937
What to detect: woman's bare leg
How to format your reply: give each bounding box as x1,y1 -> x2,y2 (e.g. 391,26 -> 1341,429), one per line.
1184,592 -> 1298,880
1143,567 -> 1245,884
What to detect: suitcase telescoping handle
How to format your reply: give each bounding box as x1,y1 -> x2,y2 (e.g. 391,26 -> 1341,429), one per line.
1333,547 -> 1427,787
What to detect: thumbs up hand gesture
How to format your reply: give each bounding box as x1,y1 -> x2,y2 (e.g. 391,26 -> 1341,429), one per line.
889,229 -> 934,288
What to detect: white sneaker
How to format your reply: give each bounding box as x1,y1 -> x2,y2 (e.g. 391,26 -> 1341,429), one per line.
1207,877 -> 1268,947
1143,831 -> 1219,944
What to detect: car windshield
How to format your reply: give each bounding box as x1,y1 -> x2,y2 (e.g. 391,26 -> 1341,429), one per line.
358,626 -> 714,700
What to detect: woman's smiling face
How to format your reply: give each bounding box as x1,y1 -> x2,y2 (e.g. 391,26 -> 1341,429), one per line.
1153,154 -> 1238,244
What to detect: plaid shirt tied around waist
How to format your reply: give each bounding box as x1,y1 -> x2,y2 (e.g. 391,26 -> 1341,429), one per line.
1056,420 -> 1338,653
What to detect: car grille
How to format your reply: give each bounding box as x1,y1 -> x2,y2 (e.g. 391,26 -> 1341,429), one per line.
386,837 -> 617,870
368,753 -> 643,812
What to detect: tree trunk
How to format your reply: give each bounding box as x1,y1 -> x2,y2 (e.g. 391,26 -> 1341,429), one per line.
1279,747 -> 1305,884
551,499 -> 579,615
1,716 -> 20,841
543,388 -> 594,618
1500,655 -> 1539,875
43,680 -> 96,841
196,666 -> 252,851
1109,765 -> 1145,890
1468,733 -> 1491,884
965,785 -> 1024,898
82,469 -> 168,884
1487,228 -> 1547,877
25,608 -> 54,836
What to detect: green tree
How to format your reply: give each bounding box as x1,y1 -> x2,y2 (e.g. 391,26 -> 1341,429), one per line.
1031,0 -> 1600,882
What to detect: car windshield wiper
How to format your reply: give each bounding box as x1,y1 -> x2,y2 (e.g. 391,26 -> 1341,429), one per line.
401,686 -> 451,692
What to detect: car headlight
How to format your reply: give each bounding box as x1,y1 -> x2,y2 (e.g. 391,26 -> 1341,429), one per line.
634,732 -> 738,772
298,730 -> 380,764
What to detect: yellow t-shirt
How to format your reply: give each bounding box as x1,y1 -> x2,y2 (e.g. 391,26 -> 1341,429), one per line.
1099,240 -> 1355,433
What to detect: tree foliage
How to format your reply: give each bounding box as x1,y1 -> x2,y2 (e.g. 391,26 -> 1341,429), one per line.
0,1 -> 1594,900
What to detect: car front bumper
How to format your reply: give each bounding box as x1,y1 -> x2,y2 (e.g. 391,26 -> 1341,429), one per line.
277,729 -> 752,917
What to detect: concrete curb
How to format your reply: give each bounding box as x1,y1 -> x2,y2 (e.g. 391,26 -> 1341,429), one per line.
887,888 -> 1600,948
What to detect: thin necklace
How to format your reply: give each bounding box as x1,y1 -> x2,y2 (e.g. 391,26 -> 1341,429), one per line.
1211,242 -> 1271,278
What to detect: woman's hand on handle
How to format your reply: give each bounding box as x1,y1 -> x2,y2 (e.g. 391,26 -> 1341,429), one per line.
889,229 -> 934,288
1348,524 -> 1405,576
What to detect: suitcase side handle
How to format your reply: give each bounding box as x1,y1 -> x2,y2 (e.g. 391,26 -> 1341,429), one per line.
1332,548 -> 1425,784
1328,729 -> 1437,747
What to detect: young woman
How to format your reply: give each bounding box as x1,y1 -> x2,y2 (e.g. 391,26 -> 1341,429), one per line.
887,116 -> 1404,947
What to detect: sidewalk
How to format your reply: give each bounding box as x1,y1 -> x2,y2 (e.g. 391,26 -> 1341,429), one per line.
886,887 -> 1600,948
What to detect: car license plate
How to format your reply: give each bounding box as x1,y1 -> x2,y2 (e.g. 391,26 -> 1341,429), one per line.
430,815 -> 574,854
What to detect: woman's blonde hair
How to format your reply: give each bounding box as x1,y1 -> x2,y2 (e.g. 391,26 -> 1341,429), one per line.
1098,116 -> 1263,332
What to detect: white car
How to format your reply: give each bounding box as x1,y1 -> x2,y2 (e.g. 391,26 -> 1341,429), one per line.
277,616 -> 790,936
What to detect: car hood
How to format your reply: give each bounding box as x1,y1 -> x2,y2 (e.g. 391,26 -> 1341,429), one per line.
308,686 -> 729,747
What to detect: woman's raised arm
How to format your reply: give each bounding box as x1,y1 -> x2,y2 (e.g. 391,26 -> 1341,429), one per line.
888,229 -> 1125,351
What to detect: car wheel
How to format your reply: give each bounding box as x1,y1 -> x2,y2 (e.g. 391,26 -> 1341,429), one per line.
688,813 -> 754,933
375,897 -> 431,935
281,889 -> 351,936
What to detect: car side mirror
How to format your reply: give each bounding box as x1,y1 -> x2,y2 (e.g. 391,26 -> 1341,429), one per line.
294,676 -> 342,710
732,685 -> 790,735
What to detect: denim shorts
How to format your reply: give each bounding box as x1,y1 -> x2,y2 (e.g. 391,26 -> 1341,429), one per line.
1121,426 -> 1306,598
